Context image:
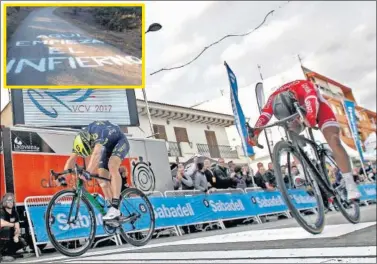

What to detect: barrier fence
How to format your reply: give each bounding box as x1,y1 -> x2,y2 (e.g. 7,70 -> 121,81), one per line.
24,184 -> 376,257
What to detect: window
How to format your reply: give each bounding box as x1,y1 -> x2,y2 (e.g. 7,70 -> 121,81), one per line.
153,124 -> 167,141
174,127 -> 189,143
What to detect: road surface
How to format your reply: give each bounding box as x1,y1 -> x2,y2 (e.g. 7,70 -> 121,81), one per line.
19,205 -> 377,263
6,8 -> 142,86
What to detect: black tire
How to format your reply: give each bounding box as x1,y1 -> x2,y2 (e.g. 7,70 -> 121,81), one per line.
273,141 -> 326,235
320,149 -> 360,224
45,189 -> 96,257
118,188 -> 155,247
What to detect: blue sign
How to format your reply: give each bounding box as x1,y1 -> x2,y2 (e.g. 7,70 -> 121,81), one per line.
288,189 -> 317,210
343,100 -> 365,163
358,184 -> 377,201
27,188 -> 377,244
224,61 -> 255,157
245,190 -> 288,215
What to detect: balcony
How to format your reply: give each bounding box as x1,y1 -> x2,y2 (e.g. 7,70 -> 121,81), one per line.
196,144 -> 239,159
167,141 -> 182,157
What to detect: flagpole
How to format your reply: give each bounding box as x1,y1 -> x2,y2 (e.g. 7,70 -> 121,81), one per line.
256,65 -> 273,161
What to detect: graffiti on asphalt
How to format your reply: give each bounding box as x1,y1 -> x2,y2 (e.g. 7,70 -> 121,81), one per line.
7,32 -> 141,74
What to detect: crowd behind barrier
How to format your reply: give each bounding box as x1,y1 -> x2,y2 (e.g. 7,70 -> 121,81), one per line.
23,183 -> 376,258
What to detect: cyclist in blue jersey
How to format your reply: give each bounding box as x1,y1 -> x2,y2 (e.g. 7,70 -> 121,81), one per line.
63,120 -> 130,220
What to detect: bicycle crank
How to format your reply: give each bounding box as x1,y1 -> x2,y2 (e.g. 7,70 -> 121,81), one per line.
103,214 -> 139,228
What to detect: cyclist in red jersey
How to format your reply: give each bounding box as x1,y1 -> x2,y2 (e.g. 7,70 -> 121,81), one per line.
248,80 -> 361,200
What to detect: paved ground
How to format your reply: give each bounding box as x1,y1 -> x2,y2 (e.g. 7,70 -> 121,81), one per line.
18,205 -> 377,263
6,8 -> 141,86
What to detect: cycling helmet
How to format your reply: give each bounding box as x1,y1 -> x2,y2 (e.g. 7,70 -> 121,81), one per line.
73,131 -> 92,157
272,91 -> 298,120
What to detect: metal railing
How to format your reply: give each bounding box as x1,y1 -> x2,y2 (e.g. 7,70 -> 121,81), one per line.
197,144 -> 239,159
167,141 -> 182,157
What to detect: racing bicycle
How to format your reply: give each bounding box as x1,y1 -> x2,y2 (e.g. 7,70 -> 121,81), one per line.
45,164 -> 155,257
247,102 -> 360,234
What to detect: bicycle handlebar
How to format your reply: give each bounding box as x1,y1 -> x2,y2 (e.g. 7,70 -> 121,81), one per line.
50,164 -> 109,182
246,103 -> 318,149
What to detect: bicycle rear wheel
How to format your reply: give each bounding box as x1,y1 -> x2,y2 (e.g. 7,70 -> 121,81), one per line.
320,149 -> 360,224
274,141 -> 326,235
118,188 -> 155,247
45,189 -> 96,257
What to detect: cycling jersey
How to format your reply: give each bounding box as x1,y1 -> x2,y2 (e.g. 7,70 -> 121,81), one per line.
254,80 -> 339,132
73,121 -> 129,170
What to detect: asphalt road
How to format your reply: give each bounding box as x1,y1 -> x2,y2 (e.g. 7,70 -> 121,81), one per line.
18,204 -> 377,264
6,8 -> 142,86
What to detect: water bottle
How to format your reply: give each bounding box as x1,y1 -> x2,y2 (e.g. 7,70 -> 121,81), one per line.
93,194 -> 108,208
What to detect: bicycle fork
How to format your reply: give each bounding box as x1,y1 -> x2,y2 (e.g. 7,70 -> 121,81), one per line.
67,191 -> 82,225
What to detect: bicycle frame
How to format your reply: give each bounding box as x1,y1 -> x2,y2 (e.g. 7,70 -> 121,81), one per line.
66,172 -> 108,224
285,127 -> 336,198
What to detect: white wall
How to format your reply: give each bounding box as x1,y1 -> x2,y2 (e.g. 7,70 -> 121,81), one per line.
128,115 -> 231,146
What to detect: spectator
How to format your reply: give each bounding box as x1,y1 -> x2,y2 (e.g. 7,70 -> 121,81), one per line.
203,159 -> 216,189
231,166 -> 247,189
267,162 -> 274,174
194,162 -> 209,192
213,158 -> 233,189
281,165 -> 291,189
264,162 -> 277,188
228,161 -> 235,173
0,193 -> 28,262
241,165 -> 254,187
173,163 -> 194,190
254,163 -> 273,190
352,167 -> 360,184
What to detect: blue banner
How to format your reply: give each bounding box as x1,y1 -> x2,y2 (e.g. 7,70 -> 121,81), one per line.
245,190 -> 288,215
224,61 -> 255,157
358,184 -> 377,201
27,187 -> 376,244
343,100 -> 365,163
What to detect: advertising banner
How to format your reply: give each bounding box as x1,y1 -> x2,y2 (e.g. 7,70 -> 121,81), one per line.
26,188 -> 376,244
343,100 -> 365,163
224,61 -> 255,157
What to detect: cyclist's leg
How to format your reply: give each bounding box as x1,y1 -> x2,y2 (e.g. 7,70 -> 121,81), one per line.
103,137 -> 130,220
98,150 -> 113,202
318,101 -> 361,200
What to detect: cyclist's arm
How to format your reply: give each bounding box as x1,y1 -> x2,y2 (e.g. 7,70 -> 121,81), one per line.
253,93 -> 276,129
86,144 -> 103,174
302,82 -> 319,127
64,152 -> 79,171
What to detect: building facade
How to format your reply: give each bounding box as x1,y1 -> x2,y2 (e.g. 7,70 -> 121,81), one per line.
1,99 -> 245,164
302,67 -> 377,153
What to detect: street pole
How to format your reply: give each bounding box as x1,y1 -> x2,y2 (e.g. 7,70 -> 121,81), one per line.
256,65 -> 273,161
142,88 -> 155,138
143,23 -> 162,138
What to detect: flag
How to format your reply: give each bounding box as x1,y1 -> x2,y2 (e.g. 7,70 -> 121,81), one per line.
224,61 -> 255,157
343,100 -> 365,163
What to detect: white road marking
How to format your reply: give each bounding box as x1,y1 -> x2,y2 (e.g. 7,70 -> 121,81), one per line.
57,258 -> 377,264
60,247 -> 377,263
18,222 -> 376,263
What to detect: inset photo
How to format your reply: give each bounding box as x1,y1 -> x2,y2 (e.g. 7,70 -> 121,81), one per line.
4,3 -> 144,89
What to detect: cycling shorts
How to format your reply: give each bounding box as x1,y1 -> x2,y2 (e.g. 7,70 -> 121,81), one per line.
98,135 -> 130,171
317,92 -> 339,131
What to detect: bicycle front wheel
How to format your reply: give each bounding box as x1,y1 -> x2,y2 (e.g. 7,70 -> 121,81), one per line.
274,141 -> 326,235
118,188 -> 155,247
45,189 -> 96,257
